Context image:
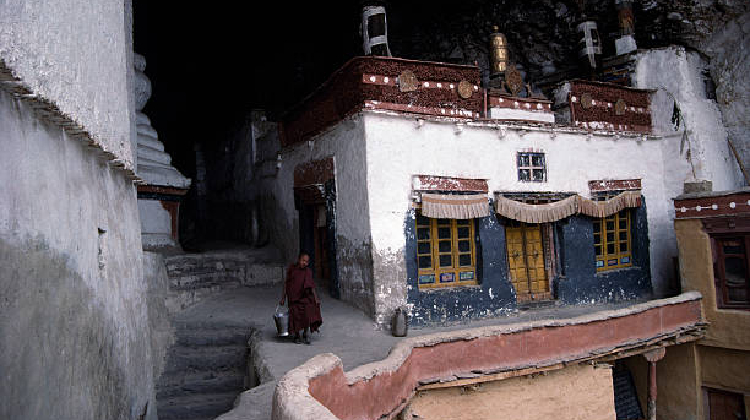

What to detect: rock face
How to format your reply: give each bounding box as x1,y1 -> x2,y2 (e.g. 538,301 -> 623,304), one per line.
135,54 -> 190,189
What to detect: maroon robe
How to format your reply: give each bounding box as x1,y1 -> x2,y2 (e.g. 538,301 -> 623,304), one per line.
285,264 -> 322,333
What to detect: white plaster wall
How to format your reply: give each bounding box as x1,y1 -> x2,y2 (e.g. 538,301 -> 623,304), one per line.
634,47 -> 743,191
260,116 -> 374,314
0,0 -> 134,166
138,199 -> 175,248
0,89 -> 155,419
363,112 -> 672,321
632,47 -> 745,297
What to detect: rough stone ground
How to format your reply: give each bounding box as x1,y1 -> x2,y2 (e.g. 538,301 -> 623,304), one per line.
172,285 -> 646,420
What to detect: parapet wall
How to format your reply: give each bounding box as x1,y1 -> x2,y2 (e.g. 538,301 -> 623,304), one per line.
272,293 -> 703,420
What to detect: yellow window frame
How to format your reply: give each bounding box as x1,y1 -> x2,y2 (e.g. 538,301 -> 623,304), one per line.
594,210 -> 632,272
416,215 -> 477,289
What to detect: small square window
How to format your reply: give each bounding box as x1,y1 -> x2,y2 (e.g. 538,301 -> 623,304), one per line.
517,152 -> 546,183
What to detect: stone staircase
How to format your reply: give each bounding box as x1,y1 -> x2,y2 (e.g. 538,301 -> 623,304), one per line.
165,247 -> 286,312
156,321 -> 256,420
613,367 -> 644,420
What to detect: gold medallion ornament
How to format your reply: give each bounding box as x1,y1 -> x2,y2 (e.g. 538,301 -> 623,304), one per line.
457,80 -> 474,99
399,70 -> 418,92
581,92 -> 593,109
505,64 -> 523,97
615,98 -> 626,115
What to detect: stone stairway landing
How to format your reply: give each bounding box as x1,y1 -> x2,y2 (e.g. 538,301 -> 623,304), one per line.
156,322 -> 254,420
165,247 -> 285,312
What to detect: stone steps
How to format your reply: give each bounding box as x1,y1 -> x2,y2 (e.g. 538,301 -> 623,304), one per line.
157,371 -> 246,399
157,391 -> 239,420
156,323 -> 253,420
164,345 -> 248,373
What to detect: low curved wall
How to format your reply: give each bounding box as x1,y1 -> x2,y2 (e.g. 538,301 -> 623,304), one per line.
272,293 -> 703,420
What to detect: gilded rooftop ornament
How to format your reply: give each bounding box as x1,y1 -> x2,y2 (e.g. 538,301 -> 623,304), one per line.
505,64 -> 523,97
581,92 -> 593,109
399,70 -> 418,92
458,80 -> 474,99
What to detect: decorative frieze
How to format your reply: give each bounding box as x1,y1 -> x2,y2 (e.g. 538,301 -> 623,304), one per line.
280,57 -> 482,147
674,191 -> 750,219
568,80 -> 653,133
589,179 -> 642,192
413,175 -> 489,193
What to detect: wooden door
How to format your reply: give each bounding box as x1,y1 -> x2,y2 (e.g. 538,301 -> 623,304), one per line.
506,222 -> 550,301
506,226 -> 529,296
706,388 -> 747,420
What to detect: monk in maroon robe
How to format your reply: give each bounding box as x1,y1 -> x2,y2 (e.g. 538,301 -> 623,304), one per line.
279,253 -> 322,344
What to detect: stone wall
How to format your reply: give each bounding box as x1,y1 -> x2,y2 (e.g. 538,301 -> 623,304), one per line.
702,11 -> 750,182
0,89 -> 155,419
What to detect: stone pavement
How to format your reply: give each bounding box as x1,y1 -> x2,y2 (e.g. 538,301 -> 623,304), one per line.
170,285 -> 646,420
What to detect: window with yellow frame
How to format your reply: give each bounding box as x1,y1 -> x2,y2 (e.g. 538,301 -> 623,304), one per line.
593,210 -> 632,271
416,214 -> 477,288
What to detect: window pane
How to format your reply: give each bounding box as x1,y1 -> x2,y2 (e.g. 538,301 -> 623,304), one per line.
518,154 -> 530,167
458,240 -> 470,252
418,242 -> 431,255
532,169 -> 545,181
619,219 -> 628,230
417,228 -> 430,240
418,256 -> 432,269
593,223 -> 600,233
440,255 -> 452,267
531,155 -> 544,167
459,254 -> 472,266
595,245 -> 602,256
728,288 -> 749,303
607,244 -> 615,254
438,227 -> 451,239
607,233 -> 615,242
456,219 -> 470,225
724,257 -> 747,284
519,169 -> 530,181
593,233 -> 601,244
457,227 -> 470,239
439,240 -> 452,252
606,221 -> 615,231
620,242 -> 628,252
416,214 -> 430,225
722,240 -> 744,255
437,218 -> 451,226
619,231 -> 628,241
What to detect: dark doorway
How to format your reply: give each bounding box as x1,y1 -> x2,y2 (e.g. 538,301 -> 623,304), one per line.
705,388 -> 746,420
295,181 -> 339,298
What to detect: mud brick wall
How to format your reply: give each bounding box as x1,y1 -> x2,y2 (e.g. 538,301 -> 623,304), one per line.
569,80 -> 652,133
280,57 -> 482,147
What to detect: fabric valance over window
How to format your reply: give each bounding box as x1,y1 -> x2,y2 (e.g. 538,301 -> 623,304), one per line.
494,190 -> 642,223
421,194 -> 489,219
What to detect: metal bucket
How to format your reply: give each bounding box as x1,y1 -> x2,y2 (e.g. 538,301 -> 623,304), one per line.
273,305 -> 289,337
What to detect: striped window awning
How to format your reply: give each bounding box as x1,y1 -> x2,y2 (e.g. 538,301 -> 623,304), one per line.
421,194 -> 490,219
495,190 -> 642,223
